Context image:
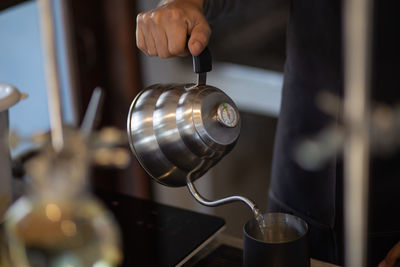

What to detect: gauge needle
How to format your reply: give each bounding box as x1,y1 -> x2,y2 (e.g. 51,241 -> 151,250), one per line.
222,103 -> 231,120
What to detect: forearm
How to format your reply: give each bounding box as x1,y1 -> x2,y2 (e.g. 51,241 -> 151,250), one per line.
159,0 -> 204,9
159,0 -> 240,23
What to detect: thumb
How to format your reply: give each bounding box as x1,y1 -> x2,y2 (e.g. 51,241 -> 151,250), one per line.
383,241 -> 400,267
188,19 -> 211,56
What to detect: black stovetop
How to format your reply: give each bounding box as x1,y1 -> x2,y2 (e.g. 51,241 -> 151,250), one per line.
97,192 -> 225,267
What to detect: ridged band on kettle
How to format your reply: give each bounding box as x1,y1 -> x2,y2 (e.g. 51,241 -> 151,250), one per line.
127,83 -> 240,187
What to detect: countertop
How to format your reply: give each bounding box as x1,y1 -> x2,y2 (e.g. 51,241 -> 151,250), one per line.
184,233 -> 340,267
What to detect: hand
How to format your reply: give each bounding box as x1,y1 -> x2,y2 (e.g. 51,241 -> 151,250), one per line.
136,0 -> 211,58
378,241 -> 400,267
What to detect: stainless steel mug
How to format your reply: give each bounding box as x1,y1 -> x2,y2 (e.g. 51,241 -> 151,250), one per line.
243,213 -> 310,267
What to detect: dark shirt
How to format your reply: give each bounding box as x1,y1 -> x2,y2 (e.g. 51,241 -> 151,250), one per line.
268,0 -> 344,263
269,1 -> 400,266
204,0 -> 400,265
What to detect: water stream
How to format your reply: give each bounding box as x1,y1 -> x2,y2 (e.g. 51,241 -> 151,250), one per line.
253,207 -> 266,235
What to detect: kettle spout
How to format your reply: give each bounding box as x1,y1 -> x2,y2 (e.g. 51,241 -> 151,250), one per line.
185,175 -> 259,215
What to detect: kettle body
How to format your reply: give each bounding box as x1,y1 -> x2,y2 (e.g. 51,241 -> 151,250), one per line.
126,48 -> 259,216
127,83 -> 240,187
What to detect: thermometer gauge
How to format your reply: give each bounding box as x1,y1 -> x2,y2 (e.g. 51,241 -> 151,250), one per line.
217,103 -> 238,128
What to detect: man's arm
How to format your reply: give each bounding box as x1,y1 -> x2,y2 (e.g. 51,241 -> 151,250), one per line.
136,0 -> 240,58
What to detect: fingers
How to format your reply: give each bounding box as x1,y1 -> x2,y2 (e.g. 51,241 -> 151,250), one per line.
137,9 -> 186,58
136,2 -> 211,58
188,17 -> 211,56
164,18 -> 190,57
150,23 -> 171,58
136,18 -> 147,53
137,13 -> 157,56
381,241 -> 400,267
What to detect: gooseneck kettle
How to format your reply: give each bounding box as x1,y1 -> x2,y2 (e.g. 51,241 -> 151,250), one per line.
127,48 -> 259,213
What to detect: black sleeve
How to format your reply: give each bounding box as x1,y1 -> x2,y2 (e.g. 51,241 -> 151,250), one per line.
203,0 -> 241,24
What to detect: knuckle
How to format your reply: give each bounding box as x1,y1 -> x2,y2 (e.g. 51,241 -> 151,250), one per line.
197,20 -> 211,38
147,49 -> 157,57
140,12 -> 151,24
136,12 -> 145,23
200,31 -> 211,44
149,11 -> 162,24
201,24 -> 212,39
137,41 -> 146,52
138,7 -> 184,26
165,7 -> 184,21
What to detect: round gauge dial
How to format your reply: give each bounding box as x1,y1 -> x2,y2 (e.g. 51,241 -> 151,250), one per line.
217,103 -> 238,128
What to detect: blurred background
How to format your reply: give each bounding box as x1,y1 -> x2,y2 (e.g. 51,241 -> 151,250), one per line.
0,0 -> 289,239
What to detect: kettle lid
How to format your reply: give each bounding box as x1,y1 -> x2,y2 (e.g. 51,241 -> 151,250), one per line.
192,86 -> 240,151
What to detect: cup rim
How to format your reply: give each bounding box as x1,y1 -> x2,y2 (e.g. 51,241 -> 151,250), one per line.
243,212 -> 309,244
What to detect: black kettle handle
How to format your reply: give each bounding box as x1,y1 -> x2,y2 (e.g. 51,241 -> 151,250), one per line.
192,47 -> 212,74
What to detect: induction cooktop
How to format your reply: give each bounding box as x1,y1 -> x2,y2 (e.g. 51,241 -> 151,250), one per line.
97,192 -> 226,267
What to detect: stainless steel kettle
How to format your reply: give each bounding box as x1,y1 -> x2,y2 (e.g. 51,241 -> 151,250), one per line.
127,48 -> 259,213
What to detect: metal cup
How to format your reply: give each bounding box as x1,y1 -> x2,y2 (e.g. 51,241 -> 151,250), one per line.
243,213 -> 310,267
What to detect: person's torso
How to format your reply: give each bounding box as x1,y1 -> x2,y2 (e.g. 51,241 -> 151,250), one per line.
270,0 -> 400,264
